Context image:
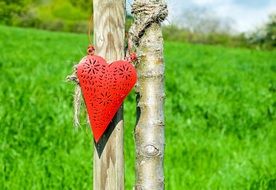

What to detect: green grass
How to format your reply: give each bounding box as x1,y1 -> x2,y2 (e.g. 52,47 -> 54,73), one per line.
0,25 -> 275,189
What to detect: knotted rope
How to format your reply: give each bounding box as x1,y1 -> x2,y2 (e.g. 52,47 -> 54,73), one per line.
128,1 -> 168,53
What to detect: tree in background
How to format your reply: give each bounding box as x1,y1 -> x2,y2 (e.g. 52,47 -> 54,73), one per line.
248,12 -> 276,49
177,6 -> 235,35
266,13 -> 276,46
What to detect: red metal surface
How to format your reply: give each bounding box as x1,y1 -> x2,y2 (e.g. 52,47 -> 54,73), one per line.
77,55 -> 137,142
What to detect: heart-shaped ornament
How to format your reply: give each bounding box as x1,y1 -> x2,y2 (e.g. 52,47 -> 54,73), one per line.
77,54 -> 137,142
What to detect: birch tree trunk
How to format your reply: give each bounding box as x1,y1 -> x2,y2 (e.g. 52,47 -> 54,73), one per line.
93,0 -> 125,189
130,0 -> 167,189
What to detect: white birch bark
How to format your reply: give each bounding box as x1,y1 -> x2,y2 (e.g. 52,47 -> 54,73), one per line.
131,0 -> 167,189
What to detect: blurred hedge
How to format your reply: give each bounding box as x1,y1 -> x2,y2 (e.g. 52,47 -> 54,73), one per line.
162,25 -> 250,49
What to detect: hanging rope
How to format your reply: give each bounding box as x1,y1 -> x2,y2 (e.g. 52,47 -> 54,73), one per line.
88,15 -> 93,45
66,13 -> 96,128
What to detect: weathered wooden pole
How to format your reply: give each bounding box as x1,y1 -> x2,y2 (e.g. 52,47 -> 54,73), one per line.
129,0 -> 168,189
93,0 -> 125,189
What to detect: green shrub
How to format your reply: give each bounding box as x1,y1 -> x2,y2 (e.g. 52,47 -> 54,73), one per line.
0,0 -> 91,33
0,1 -> 26,25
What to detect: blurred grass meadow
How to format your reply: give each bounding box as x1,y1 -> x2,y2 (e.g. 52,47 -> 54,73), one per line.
0,25 -> 276,189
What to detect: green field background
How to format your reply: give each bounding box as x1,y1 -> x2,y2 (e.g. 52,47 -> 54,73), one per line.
0,25 -> 275,189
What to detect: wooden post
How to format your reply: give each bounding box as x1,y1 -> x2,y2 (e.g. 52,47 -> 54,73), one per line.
93,0 -> 125,189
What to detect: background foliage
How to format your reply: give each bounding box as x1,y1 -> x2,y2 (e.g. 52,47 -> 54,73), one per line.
247,14 -> 276,49
0,0 -> 275,49
0,0 -> 93,33
0,25 -> 275,189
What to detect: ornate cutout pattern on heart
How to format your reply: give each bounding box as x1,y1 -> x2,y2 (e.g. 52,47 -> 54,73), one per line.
77,55 -> 137,142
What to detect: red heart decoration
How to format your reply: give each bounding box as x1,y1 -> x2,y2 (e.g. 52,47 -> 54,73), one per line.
77,55 -> 137,142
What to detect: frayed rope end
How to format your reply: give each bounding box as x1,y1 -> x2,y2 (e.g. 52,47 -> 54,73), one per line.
66,64 -> 83,128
